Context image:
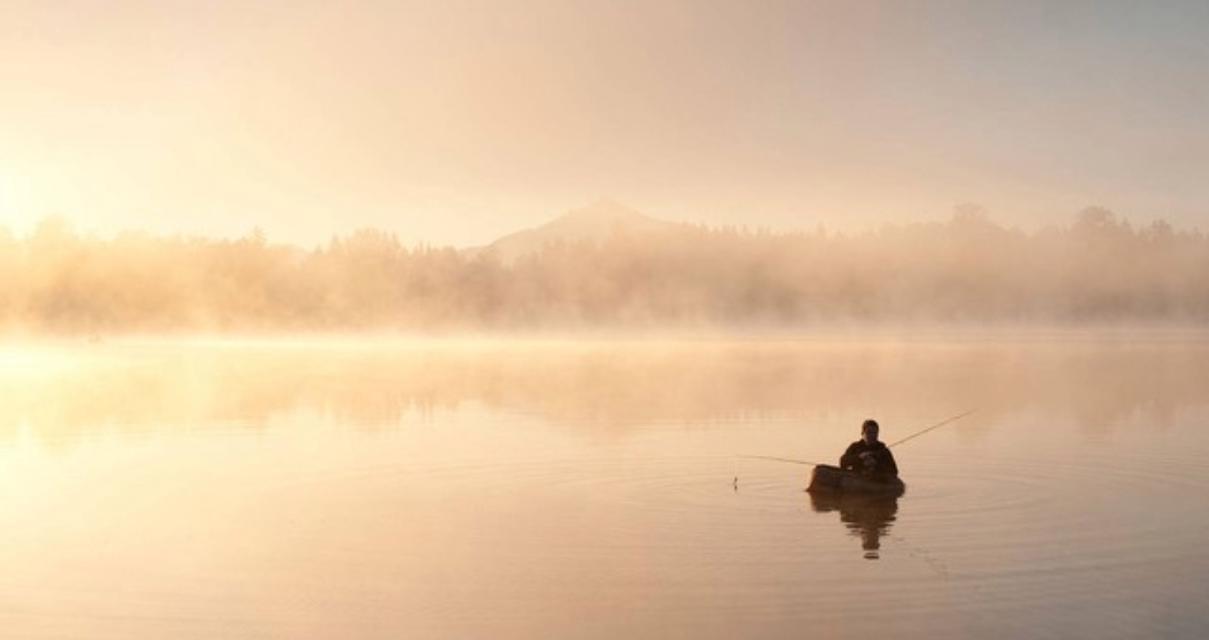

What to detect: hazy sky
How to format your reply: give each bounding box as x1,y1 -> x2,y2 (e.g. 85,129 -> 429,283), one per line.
2,0 -> 1207,246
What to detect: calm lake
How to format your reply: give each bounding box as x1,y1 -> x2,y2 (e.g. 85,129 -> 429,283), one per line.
2,333 -> 1207,639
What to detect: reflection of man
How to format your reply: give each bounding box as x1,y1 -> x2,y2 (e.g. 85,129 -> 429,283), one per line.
809,492 -> 899,560
840,419 -> 898,481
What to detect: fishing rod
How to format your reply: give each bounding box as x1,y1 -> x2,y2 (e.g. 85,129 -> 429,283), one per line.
886,410 -> 977,448
737,455 -> 826,466
737,410 -> 977,467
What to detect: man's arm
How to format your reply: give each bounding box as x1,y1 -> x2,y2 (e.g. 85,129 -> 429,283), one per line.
881,447 -> 899,476
839,443 -> 862,470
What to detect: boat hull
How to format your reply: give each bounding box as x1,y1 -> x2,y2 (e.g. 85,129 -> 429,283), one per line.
807,464 -> 905,496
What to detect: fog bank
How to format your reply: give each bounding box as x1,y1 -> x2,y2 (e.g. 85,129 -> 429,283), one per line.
2,207 -> 1206,334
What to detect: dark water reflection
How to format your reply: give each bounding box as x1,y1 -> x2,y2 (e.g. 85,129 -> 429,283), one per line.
810,492 -> 900,560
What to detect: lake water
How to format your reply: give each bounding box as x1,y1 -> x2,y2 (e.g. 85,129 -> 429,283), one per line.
2,333 -> 1207,639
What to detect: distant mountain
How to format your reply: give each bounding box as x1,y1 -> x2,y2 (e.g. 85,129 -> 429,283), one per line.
477,200 -> 681,264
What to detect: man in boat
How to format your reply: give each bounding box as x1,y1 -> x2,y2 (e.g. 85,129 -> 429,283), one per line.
840,419 -> 898,481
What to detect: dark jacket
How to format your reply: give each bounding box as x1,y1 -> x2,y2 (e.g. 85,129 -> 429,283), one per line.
840,440 -> 898,479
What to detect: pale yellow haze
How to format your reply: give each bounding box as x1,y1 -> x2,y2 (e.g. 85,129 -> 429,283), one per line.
2,1 -> 1207,244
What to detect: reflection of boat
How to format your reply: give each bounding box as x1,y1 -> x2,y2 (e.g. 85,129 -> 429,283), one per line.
809,488 -> 900,559
806,464 -> 905,496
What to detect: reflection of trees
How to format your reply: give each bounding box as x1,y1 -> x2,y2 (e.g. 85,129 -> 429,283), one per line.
1,208 -> 1207,333
1,339 -> 1206,446
810,492 -> 899,559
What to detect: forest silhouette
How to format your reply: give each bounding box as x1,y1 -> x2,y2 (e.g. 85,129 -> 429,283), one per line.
2,206 -> 1206,333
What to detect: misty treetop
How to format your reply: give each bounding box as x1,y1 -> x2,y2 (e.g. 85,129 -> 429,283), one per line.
1,207 -> 1206,333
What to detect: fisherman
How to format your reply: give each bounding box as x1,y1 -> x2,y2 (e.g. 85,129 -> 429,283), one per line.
840,419 -> 898,481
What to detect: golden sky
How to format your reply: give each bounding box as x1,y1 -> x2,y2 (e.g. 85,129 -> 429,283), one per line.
2,1 -> 1207,245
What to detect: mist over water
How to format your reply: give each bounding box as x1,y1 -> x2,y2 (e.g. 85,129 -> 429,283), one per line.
2,334 -> 1207,638
3,206 -> 1208,334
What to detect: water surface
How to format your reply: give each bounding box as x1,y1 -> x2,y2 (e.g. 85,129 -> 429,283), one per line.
1,334 -> 1207,638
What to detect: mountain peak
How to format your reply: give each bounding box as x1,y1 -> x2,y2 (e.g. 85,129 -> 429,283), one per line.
551,199 -> 658,232
482,201 -> 676,263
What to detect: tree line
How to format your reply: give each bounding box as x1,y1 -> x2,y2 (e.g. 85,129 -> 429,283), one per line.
1,206 -> 1206,333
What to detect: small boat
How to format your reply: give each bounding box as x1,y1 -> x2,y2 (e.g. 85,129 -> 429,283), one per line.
807,464 -> 905,496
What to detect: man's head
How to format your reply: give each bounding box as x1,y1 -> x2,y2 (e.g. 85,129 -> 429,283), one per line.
861,419 -> 880,444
